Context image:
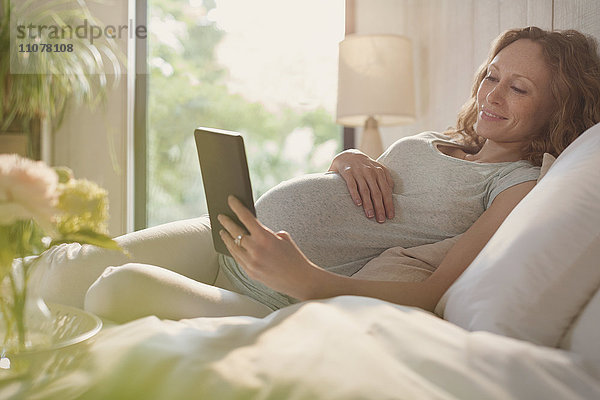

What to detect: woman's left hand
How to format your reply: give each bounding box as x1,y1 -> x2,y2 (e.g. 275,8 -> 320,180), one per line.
218,196 -> 321,300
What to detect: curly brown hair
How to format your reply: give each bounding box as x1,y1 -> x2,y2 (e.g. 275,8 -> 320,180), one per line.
446,26 -> 600,166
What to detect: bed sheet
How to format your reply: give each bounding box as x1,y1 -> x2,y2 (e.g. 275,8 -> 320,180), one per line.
6,296 -> 600,400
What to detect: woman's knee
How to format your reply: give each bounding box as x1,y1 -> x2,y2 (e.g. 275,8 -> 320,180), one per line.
115,217 -> 220,284
84,263 -> 158,322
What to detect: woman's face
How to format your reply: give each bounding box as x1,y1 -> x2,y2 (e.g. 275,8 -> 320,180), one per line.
475,39 -> 555,147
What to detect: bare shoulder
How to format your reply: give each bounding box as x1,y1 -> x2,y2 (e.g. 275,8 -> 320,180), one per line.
487,180 -> 536,217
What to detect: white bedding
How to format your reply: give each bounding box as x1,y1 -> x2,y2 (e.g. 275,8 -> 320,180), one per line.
17,296 -> 600,400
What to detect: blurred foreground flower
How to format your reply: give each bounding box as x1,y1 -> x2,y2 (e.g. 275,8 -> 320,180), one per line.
0,154 -> 121,354
0,154 -> 58,230
54,175 -> 116,248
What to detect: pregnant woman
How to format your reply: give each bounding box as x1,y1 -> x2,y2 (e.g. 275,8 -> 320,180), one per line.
81,26 -> 600,322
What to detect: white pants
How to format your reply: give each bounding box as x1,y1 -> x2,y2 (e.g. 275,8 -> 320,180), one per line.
39,217 -> 272,323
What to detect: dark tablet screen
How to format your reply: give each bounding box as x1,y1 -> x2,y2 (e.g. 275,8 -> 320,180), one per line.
194,127 -> 256,256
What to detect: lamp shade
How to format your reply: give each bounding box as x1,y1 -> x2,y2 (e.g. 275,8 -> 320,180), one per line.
336,34 -> 416,127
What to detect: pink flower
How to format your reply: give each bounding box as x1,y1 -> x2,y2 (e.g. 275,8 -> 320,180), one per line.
0,154 -> 59,228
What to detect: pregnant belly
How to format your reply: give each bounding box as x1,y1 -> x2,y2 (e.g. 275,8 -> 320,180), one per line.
255,173 -> 422,274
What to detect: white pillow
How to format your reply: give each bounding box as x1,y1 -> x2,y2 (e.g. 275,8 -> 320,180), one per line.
559,285 -> 600,359
440,122 -> 600,347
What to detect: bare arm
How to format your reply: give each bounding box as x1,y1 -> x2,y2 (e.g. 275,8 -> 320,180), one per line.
218,180 -> 535,312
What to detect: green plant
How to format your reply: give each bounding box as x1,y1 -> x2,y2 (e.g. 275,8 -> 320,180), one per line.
0,0 -> 123,135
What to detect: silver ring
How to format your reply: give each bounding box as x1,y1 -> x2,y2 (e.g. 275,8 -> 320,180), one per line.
234,234 -> 244,247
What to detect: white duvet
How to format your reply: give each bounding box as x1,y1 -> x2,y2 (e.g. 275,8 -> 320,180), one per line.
15,296 -> 600,400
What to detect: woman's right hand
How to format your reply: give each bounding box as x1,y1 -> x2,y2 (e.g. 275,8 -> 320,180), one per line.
328,149 -> 395,223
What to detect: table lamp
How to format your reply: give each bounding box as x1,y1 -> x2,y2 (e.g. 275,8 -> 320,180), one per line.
336,34 -> 416,158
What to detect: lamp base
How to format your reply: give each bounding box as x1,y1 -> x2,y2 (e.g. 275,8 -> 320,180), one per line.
359,116 -> 384,159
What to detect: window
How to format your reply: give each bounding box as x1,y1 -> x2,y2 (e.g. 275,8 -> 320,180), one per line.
144,0 -> 345,227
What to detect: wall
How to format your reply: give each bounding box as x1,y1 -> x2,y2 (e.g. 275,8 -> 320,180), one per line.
53,0 -> 131,236
354,0 -> 600,149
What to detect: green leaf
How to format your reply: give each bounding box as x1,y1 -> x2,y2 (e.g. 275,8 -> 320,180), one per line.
50,230 -> 122,252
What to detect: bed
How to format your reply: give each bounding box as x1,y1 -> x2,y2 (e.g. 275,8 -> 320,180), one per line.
6,122 -> 600,399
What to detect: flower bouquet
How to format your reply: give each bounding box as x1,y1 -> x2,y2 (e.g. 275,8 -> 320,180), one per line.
0,154 -> 120,360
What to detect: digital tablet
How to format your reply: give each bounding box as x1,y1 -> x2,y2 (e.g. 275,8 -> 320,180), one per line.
194,127 -> 256,256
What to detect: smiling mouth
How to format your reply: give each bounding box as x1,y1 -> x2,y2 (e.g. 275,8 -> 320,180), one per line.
481,109 -> 508,120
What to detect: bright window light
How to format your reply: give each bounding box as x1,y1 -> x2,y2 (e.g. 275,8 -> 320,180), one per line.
146,0 -> 345,226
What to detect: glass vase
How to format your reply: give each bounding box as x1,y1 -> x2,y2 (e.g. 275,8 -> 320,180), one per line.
0,257 -> 54,376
